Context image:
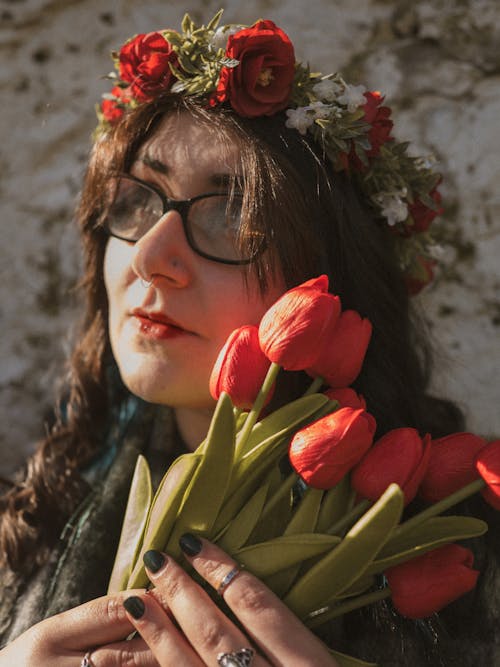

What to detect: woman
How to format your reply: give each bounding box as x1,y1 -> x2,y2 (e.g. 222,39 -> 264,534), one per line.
0,13 -> 498,667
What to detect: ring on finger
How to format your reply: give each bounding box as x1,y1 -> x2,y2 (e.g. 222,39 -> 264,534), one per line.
217,565 -> 243,596
81,652 -> 96,667
217,647 -> 255,666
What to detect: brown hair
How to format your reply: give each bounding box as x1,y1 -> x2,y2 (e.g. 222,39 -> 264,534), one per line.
0,94 -> 463,572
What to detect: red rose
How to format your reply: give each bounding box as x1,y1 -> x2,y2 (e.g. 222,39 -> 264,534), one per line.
404,255 -> 436,296
214,20 -> 295,117
475,439 -> 500,510
351,428 -> 431,505
258,275 -> 341,371
289,407 -> 377,489
341,91 -> 393,172
363,91 -> 393,158
386,544 -> 479,619
419,432 -> 487,503
408,186 -> 443,234
306,310 -> 372,389
324,387 -> 367,411
119,32 -> 178,101
101,85 -> 131,123
209,325 -> 272,410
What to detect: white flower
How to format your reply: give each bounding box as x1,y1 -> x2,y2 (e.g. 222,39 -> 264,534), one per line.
285,107 -> 314,135
312,79 -> 342,102
309,100 -> 331,120
210,25 -> 242,51
374,190 -> 408,226
337,84 -> 367,112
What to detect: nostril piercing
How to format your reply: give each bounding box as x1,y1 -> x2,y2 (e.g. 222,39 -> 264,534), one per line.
140,277 -> 153,288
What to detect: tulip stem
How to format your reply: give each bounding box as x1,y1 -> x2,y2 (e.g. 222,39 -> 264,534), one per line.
235,362 -> 281,455
326,499 -> 372,536
260,471 -> 299,523
306,588 -> 392,628
394,478 -> 486,538
303,376 -> 324,396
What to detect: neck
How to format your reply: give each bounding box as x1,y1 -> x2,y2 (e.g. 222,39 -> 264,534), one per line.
174,406 -> 215,452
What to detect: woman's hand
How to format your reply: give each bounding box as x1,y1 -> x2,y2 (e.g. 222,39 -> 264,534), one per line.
121,535 -> 339,667
0,590 -> 158,666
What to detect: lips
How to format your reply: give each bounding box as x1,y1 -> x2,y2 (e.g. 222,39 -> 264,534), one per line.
131,308 -> 191,340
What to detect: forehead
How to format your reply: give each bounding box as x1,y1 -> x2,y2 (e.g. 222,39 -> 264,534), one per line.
134,112 -> 242,177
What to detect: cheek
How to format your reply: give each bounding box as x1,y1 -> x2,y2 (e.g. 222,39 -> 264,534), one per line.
103,238 -> 135,307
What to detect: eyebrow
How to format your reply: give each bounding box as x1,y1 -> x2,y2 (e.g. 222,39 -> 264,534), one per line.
141,154 -> 239,189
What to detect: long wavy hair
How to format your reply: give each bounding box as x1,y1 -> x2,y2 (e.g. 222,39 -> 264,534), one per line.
0,94 -> 463,574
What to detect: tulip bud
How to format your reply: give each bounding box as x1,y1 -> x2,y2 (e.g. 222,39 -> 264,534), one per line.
475,439 -> 500,510
289,407 -> 377,490
306,310 -> 372,388
209,325 -> 272,409
324,387 -> 367,411
351,427 -> 431,505
386,544 -> 479,619
259,275 -> 341,371
419,432 -> 487,503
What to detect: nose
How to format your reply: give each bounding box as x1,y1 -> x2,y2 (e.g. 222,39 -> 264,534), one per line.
131,210 -> 192,286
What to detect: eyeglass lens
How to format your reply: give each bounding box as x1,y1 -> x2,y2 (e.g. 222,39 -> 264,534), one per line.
105,176 -> 262,263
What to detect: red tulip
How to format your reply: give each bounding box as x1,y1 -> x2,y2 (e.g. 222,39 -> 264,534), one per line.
209,325 -> 272,409
475,439 -> 500,510
386,544 -> 479,619
289,407 -> 376,489
259,275 -> 341,371
306,310 -> 372,388
324,387 -> 366,411
419,432 -> 487,503
351,428 -> 431,505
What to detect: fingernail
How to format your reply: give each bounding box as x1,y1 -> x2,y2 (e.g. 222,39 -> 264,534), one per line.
179,533 -> 202,556
143,549 -> 166,573
124,596 -> 145,620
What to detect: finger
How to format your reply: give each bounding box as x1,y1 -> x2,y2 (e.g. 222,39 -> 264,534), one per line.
89,635 -> 160,666
142,550 -> 269,667
178,534 -> 337,666
41,590 -> 145,649
122,593 -> 203,667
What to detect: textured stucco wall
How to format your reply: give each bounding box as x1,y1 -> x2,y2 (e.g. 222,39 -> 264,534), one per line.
1,0 -> 499,476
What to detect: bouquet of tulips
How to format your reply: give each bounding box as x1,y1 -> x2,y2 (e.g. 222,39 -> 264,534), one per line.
108,275 -> 500,667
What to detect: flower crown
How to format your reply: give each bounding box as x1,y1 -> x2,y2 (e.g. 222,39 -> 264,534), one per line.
97,10 -> 443,294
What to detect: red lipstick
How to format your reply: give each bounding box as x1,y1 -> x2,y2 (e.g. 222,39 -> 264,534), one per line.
131,309 -> 189,340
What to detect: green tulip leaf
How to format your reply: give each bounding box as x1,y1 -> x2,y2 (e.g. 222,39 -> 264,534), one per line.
127,452 -> 201,588
363,515 -> 488,575
264,487 -> 324,596
283,484 -> 404,618
329,649 -> 377,667
166,392 -> 236,559
217,476 -> 271,552
234,533 -> 341,578
107,455 -> 152,593
317,476 -> 352,532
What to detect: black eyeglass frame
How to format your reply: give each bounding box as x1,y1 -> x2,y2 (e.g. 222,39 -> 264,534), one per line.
103,173 -> 264,266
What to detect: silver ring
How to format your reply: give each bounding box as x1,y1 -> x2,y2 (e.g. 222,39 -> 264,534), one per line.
217,565 -> 242,596
81,652 -> 95,667
140,278 -> 153,288
217,647 -> 255,667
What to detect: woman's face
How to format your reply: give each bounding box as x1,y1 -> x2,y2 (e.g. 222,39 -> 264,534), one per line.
104,112 -> 286,420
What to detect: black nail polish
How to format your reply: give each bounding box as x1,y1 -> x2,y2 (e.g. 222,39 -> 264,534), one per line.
124,596 -> 145,619
179,533 -> 202,556
143,549 -> 166,573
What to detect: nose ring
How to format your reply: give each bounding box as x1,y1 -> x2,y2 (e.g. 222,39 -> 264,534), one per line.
141,277 -> 153,288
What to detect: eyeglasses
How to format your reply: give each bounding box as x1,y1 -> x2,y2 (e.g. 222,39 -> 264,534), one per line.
103,174 -> 265,265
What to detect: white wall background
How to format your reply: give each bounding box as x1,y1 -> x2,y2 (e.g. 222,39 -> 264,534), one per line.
1,0 -> 499,476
